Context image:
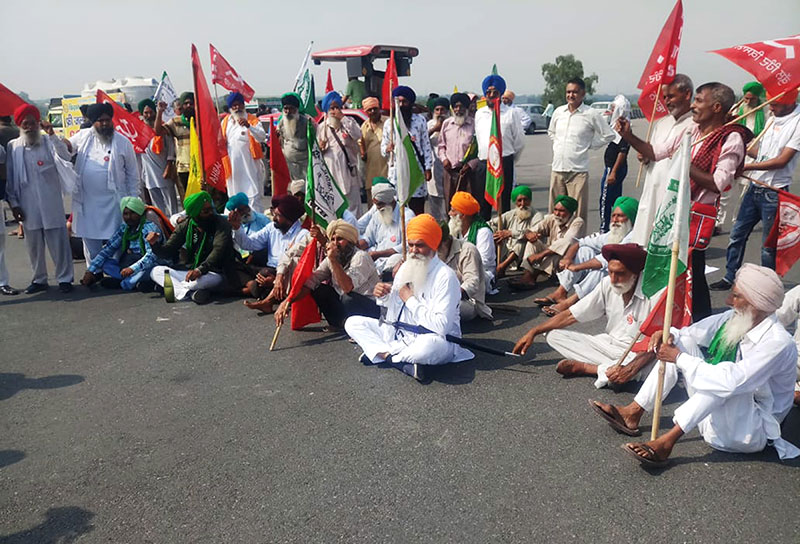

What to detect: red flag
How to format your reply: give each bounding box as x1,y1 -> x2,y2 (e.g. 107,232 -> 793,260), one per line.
289,238 -> 321,330
711,35 -> 800,96
269,123 -> 291,197
192,44 -> 230,192
633,267 -> 692,353
0,82 -> 27,116
209,44 -> 255,102
381,50 -> 398,113
96,90 -> 154,154
765,189 -> 800,276
637,0 -> 683,121
325,69 -> 334,94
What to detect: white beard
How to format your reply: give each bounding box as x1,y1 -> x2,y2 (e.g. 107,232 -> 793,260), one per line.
606,219 -> 632,244
378,206 -> 394,226
394,253 -> 431,296
553,215 -> 568,226
722,308 -> 755,348
515,206 -> 532,221
282,114 -> 297,136
610,275 -> 637,296
327,115 -> 342,130
453,113 -> 467,126
232,110 -> 247,122
448,214 -> 464,238
23,129 -> 41,146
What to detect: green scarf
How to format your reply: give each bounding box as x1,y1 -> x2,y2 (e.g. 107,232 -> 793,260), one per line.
184,219 -> 209,269
120,218 -> 146,256
466,217 -> 491,245
178,114 -> 190,128
738,105 -> 765,137
705,322 -> 740,365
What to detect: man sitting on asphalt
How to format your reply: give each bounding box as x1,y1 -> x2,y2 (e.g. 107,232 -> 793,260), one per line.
591,264 -> 799,467
437,222 -> 492,321
534,196 -> 637,316
492,185 -> 544,278
225,191 -> 271,265
448,191 -> 496,293
345,214 -> 474,382
275,219 -> 380,332
81,196 -> 165,291
509,194 -> 585,290
513,244 -> 659,390
359,180 -> 414,278
776,284 -> 800,407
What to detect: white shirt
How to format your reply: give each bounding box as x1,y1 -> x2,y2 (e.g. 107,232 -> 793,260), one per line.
381,113 -> 434,198
361,204 -> 415,271
511,105 -> 532,131
775,284 -> 800,389
224,115 -> 267,200
575,229 -> 634,270
750,104 -> 800,188
474,103 -> 525,161
233,220 -> 308,268
141,134 -> 176,190
548,103 -> 616,172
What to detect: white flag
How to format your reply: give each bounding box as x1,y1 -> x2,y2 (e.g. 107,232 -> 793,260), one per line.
154,71 -> 178,122
393,99 -> 425,205
293,41 -> 314,92
304,122 -> 348,228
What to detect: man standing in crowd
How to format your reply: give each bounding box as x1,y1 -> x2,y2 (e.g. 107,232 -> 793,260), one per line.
140,99 -> 178,216
437,92 -> 475,209
276,92 -> 309,182
222,92 -> 267,212
318,91 -> 363,217
156,91 -> 193,201
358,96 -> 387,204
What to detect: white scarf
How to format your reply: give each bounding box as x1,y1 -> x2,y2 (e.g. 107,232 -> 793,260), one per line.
11,135 -> 77,194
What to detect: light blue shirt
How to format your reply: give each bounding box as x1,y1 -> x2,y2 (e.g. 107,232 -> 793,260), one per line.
233,219 -> 308,268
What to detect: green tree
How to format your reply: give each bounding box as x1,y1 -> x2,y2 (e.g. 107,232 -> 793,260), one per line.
541,54 -> 598,107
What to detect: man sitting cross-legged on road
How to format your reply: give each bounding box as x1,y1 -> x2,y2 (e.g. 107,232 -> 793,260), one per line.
491,185 -> 544,278
513,243 -> 660,390
591,264 -> 799,467
345,214 -> 474,382
437,221 -> 492,322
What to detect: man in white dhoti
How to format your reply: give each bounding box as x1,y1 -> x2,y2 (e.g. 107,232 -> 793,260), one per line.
592,264 -> 799,467
345,214 -> 474,382
358,181 -> 414,278
513,244 -> 659,390
448,191 -> 496,293
222,92 -> 267,213
318,91 -> 363,217
438,222 -> 492,322
139,99 -> 179,216
630,74 -> 694,246
776,284 -> 800,407
6,104 -> 75,293
534,196 -> 637,316
68,102 -> 139,262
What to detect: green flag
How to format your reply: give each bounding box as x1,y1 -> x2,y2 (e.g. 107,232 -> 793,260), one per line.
491,63 -> 498,75
393,103 -> 425,205
641,133 -> 691,297
484,100 -> 504,210
305,122 -> 348,227
297,69 -> 317,117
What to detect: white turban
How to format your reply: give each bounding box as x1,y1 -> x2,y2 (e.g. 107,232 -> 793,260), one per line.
372,182 -> 396,204
735,263 -> 784,313
289,179 -> 306,195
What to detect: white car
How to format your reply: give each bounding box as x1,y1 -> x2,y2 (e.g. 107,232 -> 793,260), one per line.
590,101 -> 614,124
515,103 -> 547,133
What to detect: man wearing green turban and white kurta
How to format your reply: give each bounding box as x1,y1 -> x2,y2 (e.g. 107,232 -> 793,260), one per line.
509,194 -> 585,290
147,191 -> 240,304
81,196 -> 166,291
491,184 -> 544,277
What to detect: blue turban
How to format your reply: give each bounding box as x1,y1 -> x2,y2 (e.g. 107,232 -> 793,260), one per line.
392,85 -> 416,104
226,92 -> 245,108
482,74 -> 506,96
322,91 -> 343,112
225,192 -> 250,211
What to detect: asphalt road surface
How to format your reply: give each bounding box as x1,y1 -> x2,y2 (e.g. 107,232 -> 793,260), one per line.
2,119 -> 799,543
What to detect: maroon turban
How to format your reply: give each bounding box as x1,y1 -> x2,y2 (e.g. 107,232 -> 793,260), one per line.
13,103 -> 40,126
274,194 -> 304,223
601,243 -> 647,274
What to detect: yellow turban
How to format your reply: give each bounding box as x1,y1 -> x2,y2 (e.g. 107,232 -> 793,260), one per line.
450,191 -> 481,216
325,219 -> 359,244
406,213 -> 442,250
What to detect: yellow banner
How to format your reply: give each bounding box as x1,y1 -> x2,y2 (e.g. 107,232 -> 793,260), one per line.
186,117 -> 203,197
61,93 -> 124,139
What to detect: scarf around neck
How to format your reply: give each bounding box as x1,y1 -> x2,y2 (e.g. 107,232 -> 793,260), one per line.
705,322 -> 740,365
466,217 -> 490,245
120,217 -> 146,256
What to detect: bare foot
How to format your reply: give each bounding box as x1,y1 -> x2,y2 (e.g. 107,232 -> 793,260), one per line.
555,359 -> 597,377
244,299 -> 274,313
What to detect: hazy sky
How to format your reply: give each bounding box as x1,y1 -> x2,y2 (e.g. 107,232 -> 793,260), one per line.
2,0 -> 798,100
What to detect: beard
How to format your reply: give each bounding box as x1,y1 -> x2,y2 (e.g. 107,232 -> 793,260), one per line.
448,214 -> 464,237
722,308 -> 755,348
282,113 -> 298,136
394,252 -> 431,296
400,106 -> 413,124
607,219 -> 632,244
378,205 -> 394,226
232,110 -> 247,122
22,128 -> 41,146
326,115 -> 342,130
609,275 -> 637,296
553,214 -> 568,226
94,126 -> 114,145
453,112 -> 467,126
240,211 -> 254,224
336,243 -> 356,267
515,206 -> 532,221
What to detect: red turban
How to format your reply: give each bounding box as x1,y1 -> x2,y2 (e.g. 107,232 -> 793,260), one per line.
601,243 -> 647,274
767,88 -> 799,105
13,103 -> 40,126
407,213 -> 442,250
450,191 -> 481,216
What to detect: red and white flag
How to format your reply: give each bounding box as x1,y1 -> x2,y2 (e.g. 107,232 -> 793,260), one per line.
711,35 -> 800,96
209,43 -> 255,102
766,189 -> 800,276
192,44 -> 230,191
96,89 -> 154,154
381,50 -> 398,113
637,0 -> 683,121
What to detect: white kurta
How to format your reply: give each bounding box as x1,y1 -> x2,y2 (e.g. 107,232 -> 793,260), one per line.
556,229 -> 633,298
633,311 -> 799,459
775,285 -> 800,392
70,130 -> 139,240
141,134 -> 178,215
224,116 -> 267,209
319,116 -> 363,216
344,255 -> 474,365
361,205 -> 415,273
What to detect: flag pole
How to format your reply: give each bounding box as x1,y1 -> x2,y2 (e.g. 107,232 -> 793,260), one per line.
400,204 -> 407,260
635,84 -> 663,188
610,332 -> 642,369
213,83 -> 222,115
746,117 -> 774,151
270,325 -> 282,351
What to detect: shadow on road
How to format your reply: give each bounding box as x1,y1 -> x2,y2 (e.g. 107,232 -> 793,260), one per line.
0,373 -> 84,401
0,450 -> 25,469
0,507 -> 95,544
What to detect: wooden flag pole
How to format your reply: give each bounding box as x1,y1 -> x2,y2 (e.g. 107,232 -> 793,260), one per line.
610,332 -> 642,369
213,84 -> 222,115
400,205 -> 407,260
635,84 -> 663,188
269,324 -> 282,351
746,117 -> 774,151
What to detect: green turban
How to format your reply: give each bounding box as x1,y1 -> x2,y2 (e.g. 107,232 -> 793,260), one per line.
554,194 -> 578,213
119,196 -> 146,216
511,185 -> 532,201
137,99 -> 156,115
179,91 -> 194,104
612,196 -> 639,224
742,81 -> 764,97
184,191 -> 212,219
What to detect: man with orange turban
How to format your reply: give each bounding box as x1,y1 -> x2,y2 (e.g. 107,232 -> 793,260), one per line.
345,213 -> 474,382
358,97 -> 387,204
448,191 -> 497,293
